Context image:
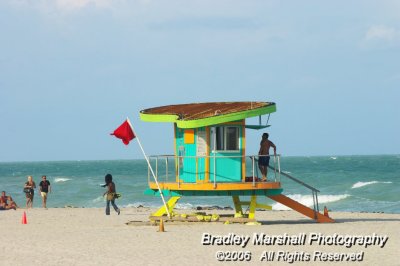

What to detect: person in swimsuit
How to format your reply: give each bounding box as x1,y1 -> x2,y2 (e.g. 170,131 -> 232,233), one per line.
258,133 -> 277,181
24,175 -> 36,208
0,191 -> 7,210
0,191 -> 17,210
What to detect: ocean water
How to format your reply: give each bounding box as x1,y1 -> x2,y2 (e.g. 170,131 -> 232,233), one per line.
0,155 -> 399,213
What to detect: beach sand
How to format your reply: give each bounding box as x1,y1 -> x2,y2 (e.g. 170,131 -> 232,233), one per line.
1,208 -> 399,266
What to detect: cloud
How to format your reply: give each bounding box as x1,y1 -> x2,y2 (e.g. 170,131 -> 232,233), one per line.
56,0 -> 106,10
149,16 -> 262,31
365,25 -> 398,41
5,0 -> 118,12
361,25 -> 400,49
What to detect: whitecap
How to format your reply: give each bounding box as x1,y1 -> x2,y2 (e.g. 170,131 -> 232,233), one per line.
54,177 -> 72,183
351,181 -> 392,189
330,157 -> 337,160
272,194 -> 349,211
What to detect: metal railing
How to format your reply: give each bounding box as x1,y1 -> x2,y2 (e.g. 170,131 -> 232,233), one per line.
146,154 -> 282,187
146,154 -> 321,219
267,164 -> 321,219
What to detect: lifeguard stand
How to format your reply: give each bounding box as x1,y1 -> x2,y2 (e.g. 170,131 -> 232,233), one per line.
140,102 -> 333,223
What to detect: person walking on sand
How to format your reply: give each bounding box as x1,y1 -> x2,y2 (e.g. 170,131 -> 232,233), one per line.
258,133 -> 277,181
39,175 -> 51,208
24,175 -> 36,208
103,174 -> 120,215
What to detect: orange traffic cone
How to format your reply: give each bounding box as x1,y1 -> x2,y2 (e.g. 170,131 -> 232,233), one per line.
22,211 -> 27,224
324,206 -> 329,218
158,219 -> 165,232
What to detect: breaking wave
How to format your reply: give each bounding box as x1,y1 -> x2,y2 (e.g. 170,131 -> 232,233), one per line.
272,194 -> 350,211
54,177 -> 72,183
351,181 -> 392,189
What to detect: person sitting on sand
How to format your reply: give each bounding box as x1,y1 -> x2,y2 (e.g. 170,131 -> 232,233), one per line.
0,191 -> 17,210
24,175 -> 36,208
0,191 -> 5,210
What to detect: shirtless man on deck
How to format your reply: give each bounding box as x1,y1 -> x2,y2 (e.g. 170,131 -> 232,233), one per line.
258,133 -> 277,181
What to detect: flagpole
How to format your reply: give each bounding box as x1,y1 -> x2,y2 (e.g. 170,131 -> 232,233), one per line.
126,118 -> 171,218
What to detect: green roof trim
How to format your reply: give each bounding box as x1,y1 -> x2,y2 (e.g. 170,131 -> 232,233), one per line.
140,104 -> 276,128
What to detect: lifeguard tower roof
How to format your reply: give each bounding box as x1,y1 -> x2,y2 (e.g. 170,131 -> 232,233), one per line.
140,101 -> 276,128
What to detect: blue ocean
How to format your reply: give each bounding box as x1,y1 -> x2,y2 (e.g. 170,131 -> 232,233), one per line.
1,155 -> 399,213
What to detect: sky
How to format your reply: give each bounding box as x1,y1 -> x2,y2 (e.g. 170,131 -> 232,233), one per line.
0,0 -> 399,162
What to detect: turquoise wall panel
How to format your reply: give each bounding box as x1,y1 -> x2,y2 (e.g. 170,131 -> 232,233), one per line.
183,141 -> 197,182
175,126 -> 204,183
209,152 -> 242,182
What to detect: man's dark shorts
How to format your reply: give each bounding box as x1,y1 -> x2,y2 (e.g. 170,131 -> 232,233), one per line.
258,156 -> 270,166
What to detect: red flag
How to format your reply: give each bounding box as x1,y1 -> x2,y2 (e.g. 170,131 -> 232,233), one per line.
111,119 -> 135,145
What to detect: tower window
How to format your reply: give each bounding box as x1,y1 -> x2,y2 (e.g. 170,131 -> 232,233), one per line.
211,126 -> 239,151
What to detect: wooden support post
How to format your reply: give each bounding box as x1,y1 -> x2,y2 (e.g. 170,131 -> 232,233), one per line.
152,196 -> 181,217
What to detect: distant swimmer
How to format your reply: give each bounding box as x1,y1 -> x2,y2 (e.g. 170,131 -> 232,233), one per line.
258,133 -> 277,181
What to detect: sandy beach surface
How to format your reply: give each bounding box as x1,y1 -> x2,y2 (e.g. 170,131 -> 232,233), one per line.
1,208 -> 399,266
